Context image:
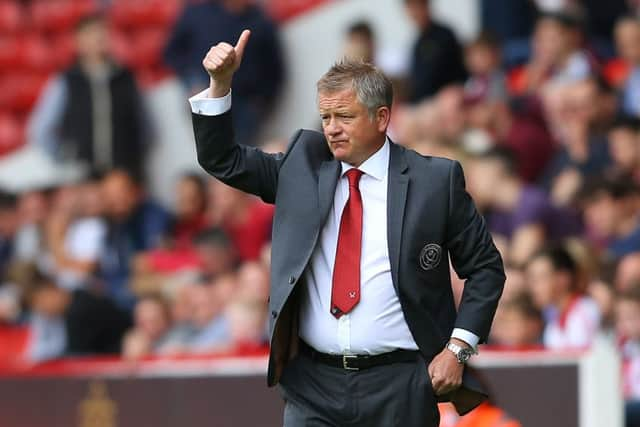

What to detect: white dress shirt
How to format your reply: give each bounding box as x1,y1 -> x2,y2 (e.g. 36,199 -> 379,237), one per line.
188,89 -> 479,354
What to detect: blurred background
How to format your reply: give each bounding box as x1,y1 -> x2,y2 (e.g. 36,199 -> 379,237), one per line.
0,0 -> 639,426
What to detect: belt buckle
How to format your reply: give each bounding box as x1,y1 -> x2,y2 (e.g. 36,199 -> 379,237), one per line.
342,354 -> 359,371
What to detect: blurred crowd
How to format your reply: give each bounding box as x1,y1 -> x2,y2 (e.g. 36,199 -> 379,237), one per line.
3,0 -> 640,424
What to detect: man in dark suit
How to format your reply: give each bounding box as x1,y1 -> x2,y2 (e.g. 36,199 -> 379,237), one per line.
190,30 -> 505,427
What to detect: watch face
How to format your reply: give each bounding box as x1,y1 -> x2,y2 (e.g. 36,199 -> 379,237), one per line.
458,349 -> 471,363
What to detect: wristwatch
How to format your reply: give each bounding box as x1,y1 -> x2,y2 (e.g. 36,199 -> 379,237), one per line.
446,341 -> 476,364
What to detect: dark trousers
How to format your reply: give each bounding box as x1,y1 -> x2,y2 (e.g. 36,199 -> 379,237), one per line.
278,352 -> 440,427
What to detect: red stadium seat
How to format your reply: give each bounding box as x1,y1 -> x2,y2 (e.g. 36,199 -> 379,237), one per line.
108,28 -> 135,67
17,35 -> 58,72
0,72 -> 49,113
110,0 -> 181,29
128,27 -> 170,70
30,0 -> 98,33
51,32 -> 76,69
0,1 -> 23,35
0,112 -> 25,156
0,35 -> 57,73
0,35 -> 20,69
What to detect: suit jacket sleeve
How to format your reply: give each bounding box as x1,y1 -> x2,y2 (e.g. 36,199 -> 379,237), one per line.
192,110 -> 301,204
446,160 -> 505,342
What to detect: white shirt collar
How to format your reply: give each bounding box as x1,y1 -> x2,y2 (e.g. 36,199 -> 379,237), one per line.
340,138 -> 390,182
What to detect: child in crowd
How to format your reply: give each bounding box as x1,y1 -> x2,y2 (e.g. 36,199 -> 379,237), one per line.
526,245 -> 601,349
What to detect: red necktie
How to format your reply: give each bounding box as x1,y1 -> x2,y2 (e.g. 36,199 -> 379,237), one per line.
331,168 -> 364,318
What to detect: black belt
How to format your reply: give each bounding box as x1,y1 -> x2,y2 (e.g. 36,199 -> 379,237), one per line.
299,340 -> 421,371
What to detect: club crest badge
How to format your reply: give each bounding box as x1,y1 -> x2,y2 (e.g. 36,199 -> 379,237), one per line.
419,244 -> 442,271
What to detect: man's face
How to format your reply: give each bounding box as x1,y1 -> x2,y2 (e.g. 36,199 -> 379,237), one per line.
526,257 -> 561,309
615,21 -> 640,64
583,194 -> 618,239
532,19 -> 567,65
75,21 -> 108,59
404,0 -> 429,29
609,128 -> 640,172
102,174 -> 139,221
616,299 -> 640,340
318,88 -> 387,166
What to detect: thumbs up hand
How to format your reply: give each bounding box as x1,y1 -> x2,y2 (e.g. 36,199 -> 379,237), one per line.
202,29 -> 251,97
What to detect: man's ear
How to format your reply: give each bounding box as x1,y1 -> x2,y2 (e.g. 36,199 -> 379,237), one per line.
376,106 -> 391,133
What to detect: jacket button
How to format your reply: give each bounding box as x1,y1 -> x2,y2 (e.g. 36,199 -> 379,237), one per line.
288,276 -> 296,285
271,310 -> 278,318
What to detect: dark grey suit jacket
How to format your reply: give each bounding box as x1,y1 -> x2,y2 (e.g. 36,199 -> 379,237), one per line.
192,110 -> 505,414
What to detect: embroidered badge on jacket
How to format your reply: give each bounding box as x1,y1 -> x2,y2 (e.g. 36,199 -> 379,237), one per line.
419,244 -> 442,270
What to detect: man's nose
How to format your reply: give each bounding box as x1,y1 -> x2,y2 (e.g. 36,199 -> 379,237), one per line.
326,118 -> 342,135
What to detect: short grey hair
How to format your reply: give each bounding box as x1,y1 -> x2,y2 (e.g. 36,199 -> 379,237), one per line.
317,59 -> 393,119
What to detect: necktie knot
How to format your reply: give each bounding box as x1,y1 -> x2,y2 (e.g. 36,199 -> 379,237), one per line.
345,168 -> 363,188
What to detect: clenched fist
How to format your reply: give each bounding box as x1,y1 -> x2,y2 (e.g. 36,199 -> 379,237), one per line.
203,29 -> 251,97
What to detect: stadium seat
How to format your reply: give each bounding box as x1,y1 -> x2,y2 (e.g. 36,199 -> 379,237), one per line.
0,0 -> 23,35
108,28 -> 135,67
0,35 -> 20,69
18,35 -> 58,72
0,72 -> 49,114
30,0 -> 98,33
110,0 -> 181,29
0,112 -> 24,156
51,32 -> 76,69
129,27 -> 170,70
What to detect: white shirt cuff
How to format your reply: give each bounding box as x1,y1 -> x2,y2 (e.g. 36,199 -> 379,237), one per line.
451,328 -> 480,350
188,88 -> 232,116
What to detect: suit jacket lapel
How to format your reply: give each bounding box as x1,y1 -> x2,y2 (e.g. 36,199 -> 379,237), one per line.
387,142 -> 409,294
317,160 -> 341,228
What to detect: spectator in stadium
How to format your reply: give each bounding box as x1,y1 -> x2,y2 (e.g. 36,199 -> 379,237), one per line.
224,297 -> 268,352
614,16 -> 640,117
489,293 -> 544,349
479,0 -> 535,67
155,282 -> 198,355
163,0 -> 284,146
121,294 -> 171,360
99,170 -> 171,310
579,177 -> 640,260
463,32 -> 508,105
616,253 -> 640,292
207,179 -> 273,262
185,275 -> 236,354
540,77 -> 615,203
403,0 -> 467,103
608,115 -> 640,180
235,261 -> 270,304
26,13 -> 148,180
0,192 -> 17,280
170,173 -> 208,251
526,244 -> 601,349
42,180 -> 106,291
192,227 -> 237,282
12,190 -> 50,265
462,88 -> 555,183
465,147 -> 580,267
342,20 -> 375,64
514,11 -> 593,95
26,268 -> 131,361
614,286 -> 640,427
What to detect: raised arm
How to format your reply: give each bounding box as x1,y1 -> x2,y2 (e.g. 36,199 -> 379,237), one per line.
191,30 -> 285,204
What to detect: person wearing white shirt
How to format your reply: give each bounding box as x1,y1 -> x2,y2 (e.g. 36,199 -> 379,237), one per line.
189,30 -> 505,427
